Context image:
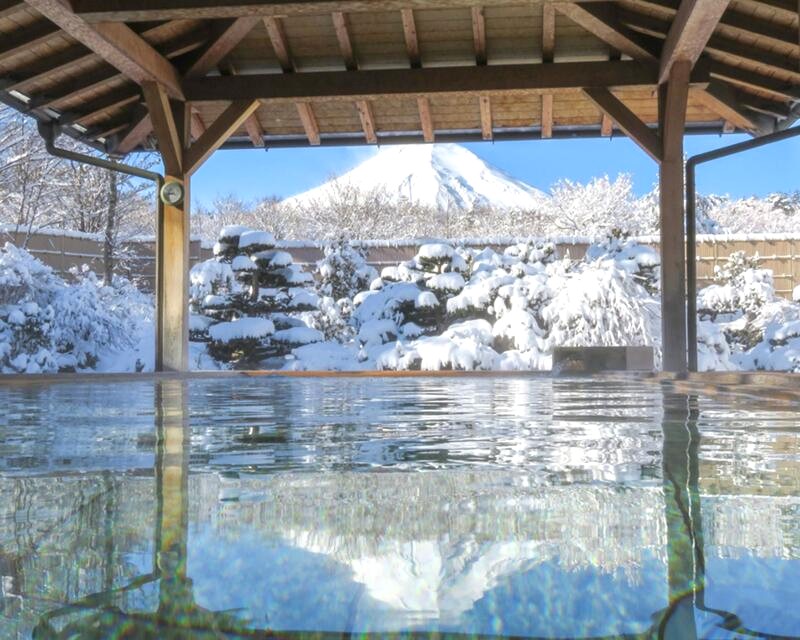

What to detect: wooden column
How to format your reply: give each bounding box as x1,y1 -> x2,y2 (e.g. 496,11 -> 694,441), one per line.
144,81 -> 191,372
659,60 -> 691,373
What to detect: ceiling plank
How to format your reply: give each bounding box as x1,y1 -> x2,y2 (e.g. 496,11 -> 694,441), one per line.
659,0 -> 731,84
184,99 -> 260,174
400,8 -> 421,69
185,16 -> 259,78
556,3 -> 658,63
479,95 -> 492,140
471,6 -> 487,66
190,109 -> 206,140
59,87 -> 141,126
295,101 -> 320,145
184,60 -> 709,102
583,87 -> 662,161
417,96 -> 434,142
331,11 -> 357,71
24,0 -> 185,100
264,16 -> 294,73
541,93 -> 553,138
355,99 -> 377,143
142,80 -> 183,174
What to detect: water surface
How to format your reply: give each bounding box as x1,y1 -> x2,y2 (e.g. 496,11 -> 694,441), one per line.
0,376 -> 798,639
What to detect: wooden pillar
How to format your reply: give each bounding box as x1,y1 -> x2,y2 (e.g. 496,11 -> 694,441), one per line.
658,60 -> 691,373
156,175 -> 190,372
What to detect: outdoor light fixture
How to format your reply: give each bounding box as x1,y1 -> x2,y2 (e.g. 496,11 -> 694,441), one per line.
160,180 -> 185,207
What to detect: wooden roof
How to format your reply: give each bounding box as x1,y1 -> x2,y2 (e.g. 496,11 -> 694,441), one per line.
1,0 -> 797,155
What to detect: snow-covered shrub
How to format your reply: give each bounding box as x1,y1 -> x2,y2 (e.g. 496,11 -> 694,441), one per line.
585,229 -> 660,294
0,243 -> 148,373
191,226 -> 321,367
353,242 -> 469,346
317,234 -> 377,301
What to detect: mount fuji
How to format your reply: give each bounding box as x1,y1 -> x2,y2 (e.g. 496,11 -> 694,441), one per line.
283,144 -> 548,211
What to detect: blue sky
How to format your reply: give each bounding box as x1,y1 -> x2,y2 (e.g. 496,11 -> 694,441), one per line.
190,132 -> 800,208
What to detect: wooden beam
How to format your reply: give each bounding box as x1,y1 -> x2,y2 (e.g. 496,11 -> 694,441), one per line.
114,111 -> 152,154
184,99 -> 260,174
556,3 -> 658,63
264,16 -> 294,73
542,4 -> 555,63
295,101 -> 320,145
417,96 -> 434,142
142,81 -> 183,174
185,17 -> 259,78
74,0 -> 615,22
331,11 -> 357,71
190,109 -> 206,140
24,0 -> 185,100
693,82 -> 773,134
185,60 -> 709,103
583,87 -> 662,161
355,99 -> 377,143
479,95 -> 492,140
541,93 -> 553,138
471,6 -> 487,66
400,8 -> 421,69
659,0 -> 731,84
658,59 -> 691,372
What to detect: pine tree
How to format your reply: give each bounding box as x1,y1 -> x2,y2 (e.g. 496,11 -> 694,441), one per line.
190,226 -> 322,367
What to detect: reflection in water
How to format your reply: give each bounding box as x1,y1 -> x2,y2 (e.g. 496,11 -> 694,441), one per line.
0,377 -> 798,638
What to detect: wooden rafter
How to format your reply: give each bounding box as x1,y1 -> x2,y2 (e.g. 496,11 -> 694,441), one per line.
417,96 -> 434,142
59,87 -> 141,126
221,62 -> 265,147
659,0 -> 732,83
184,99 -> 260,174
0,21 -> 61,63
710,61 -> 800,103
114,111 -> 152,154
541,93 -> 553,138
264,16 -> 294,73
583,87 -> 662,161
142,81 -> 183,174
600,113 -> 613,136
555,3 -> 658,63
693,82 -> 773,134
331,11 -> 356,71
184,60 -> 709,102
295,102 -> 320,145
24,0 -> 185,100
471,6 -> 487,66
190,110 -> 206,140
355,99 -> 377,143
0,1 -> 25,19
185,17 -> 259,78
479,95 -> 492,140
400,8 -> 421,69
541,4 -> 555,139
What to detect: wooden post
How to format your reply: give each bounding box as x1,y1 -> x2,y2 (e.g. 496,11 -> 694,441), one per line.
659,60 -> 691,373
155,176 -> 190,372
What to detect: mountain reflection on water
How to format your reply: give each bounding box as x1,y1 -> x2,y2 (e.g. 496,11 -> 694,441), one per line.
0,377 -> 799,639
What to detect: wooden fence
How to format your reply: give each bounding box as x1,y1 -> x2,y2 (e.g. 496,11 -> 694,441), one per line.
3,229 -> 799,299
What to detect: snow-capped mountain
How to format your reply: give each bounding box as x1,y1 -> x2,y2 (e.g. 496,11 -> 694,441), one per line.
283,144 -> 548,211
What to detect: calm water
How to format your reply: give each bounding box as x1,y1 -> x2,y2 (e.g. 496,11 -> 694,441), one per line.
0,376 -> 798,639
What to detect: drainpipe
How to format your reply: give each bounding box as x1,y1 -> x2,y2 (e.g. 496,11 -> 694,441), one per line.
685,125 -> 800,372
38,122 -> 163,188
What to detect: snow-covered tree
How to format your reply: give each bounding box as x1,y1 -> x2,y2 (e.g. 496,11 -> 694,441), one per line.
190,226 -> 322,367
